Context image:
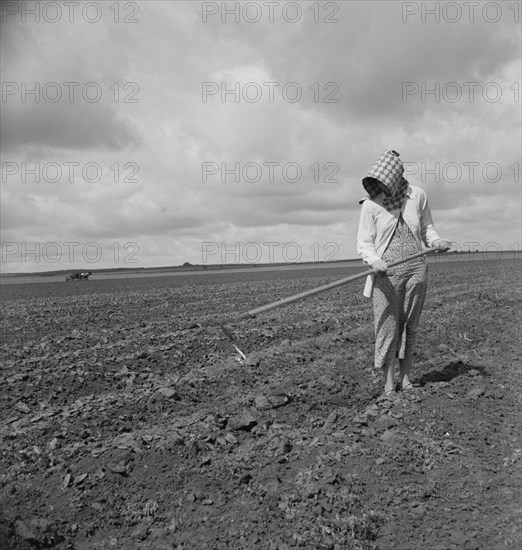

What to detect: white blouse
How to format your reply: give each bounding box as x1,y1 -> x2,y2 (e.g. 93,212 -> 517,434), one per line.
356,185 -> 442,297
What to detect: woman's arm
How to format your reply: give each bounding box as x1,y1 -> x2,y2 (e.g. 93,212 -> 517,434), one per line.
419,190 -> 441,246
357,201 -> 381,266
419,190 -> 452,251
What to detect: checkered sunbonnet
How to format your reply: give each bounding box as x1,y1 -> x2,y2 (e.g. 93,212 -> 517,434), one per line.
362,149 -> 408,211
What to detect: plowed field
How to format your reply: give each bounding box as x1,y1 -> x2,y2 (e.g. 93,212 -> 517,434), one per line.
1,257 -> 521,549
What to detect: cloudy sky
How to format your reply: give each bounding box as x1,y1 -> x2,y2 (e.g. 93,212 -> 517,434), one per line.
1,0 -> 520,272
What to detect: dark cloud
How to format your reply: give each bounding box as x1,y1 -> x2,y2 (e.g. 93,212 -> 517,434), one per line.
1,102 -> 142,151
0,11 -> 142,151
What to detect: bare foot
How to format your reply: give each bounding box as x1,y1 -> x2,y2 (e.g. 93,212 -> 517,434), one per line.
400,375 -> 411,389
384,384 -> 396,396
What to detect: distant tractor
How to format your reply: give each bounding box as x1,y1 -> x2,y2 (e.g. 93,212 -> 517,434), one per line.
66,271 -> 92,281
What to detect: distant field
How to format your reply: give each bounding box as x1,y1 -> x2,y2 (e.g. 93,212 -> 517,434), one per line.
0,250 -> 518,286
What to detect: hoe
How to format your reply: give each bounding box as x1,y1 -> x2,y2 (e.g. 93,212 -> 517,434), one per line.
217,248 -> 437,360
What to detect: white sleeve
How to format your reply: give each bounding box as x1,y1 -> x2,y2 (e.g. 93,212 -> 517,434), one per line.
357,201 -> 381,266
419,191 -> 441,247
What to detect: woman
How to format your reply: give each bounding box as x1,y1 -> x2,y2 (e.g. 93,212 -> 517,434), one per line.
357,150 -> 451,396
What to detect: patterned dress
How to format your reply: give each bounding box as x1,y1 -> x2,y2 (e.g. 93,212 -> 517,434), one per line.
372,213 -> 428,369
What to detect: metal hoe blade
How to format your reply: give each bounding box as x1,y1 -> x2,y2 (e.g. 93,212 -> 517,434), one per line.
218,322 -> 247,361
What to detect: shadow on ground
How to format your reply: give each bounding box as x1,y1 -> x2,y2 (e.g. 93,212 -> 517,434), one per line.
416,360 -> 489,386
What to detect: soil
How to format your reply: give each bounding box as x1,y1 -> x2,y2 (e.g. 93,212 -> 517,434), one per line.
1,257 -> 521,549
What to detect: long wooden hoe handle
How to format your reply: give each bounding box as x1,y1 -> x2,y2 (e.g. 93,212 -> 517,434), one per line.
226,248 -> 437,323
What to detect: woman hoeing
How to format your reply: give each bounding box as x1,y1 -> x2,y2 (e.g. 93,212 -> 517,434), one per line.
357,150 -> 451,396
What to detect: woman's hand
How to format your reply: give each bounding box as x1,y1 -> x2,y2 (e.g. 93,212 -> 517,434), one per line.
370,259 -> 388,273
432,239 -> 452,252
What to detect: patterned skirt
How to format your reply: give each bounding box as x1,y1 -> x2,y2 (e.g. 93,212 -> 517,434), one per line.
372,215 -> 428,369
